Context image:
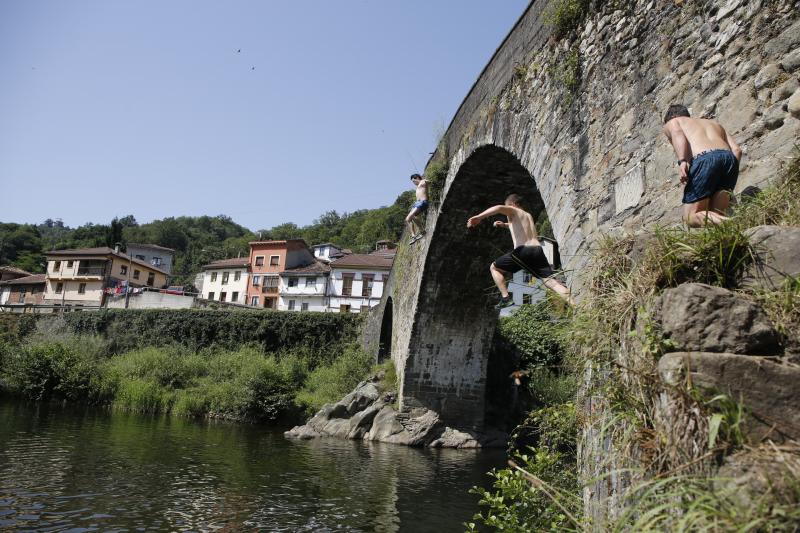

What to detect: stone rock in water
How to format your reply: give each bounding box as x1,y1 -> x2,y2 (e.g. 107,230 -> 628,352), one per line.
744,226 -> 800,290
659,352 -> 800,442
658,283 -> 780,356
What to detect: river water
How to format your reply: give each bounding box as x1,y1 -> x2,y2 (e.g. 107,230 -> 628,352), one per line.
0,400 -> 505,532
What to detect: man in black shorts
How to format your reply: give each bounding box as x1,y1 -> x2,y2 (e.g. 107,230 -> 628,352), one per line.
467,194 -> 573,308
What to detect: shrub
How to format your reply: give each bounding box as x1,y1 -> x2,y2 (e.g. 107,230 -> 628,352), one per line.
543,0 -> 590,39
295,344 -> 373,413
497,298 -> 567,370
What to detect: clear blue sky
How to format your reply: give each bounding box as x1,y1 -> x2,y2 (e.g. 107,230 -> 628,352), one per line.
0,1 -> 529,231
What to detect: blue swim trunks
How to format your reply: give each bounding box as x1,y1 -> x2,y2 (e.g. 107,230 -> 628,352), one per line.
683,149 -> 739,204
412,200 -> 429,211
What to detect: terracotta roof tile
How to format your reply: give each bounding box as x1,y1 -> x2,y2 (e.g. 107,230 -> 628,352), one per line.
0,266 -> 33,276
202,258 -> 250,270
127,243 -> 176,253
282,260 -> 331,274
331,253 -> 393,269
2,274 -> 46,285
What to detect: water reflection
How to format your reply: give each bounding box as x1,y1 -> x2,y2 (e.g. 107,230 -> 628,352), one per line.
0,400 -> 504,531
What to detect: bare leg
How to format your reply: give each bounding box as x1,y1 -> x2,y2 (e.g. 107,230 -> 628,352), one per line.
405,207 -> 422,237
543,277 -> 574,305
683,198 -> 728,227
490,263 -> 510,298
710,189 -> 732,216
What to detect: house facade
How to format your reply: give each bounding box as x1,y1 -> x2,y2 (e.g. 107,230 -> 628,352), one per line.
278,260 -> 330,312
0,274 -> 46,311
311,243 -> 347,263
328,252 -> 393,313
43,247 -> 169,308
200,258 -> 249,305
246,240 -> 315,309
127,243 -> 175,275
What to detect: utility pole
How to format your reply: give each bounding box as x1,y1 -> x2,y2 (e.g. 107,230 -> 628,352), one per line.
124,250 -> 132,309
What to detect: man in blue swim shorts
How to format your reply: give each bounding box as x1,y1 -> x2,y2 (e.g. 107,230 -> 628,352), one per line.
663,104 -> 742,227
406,173 -> 429,244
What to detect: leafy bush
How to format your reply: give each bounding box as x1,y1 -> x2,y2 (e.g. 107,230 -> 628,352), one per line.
497,298 -> 566,370
295,344 -> 373,413
470,403 -> 580,532
543,0 -> 590,39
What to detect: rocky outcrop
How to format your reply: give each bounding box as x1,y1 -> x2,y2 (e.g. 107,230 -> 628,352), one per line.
658,283 -> 781,356
744,225 -> 800,291
659,352 -> 800,442
714,447 -> 800,509
285,379 -> 507,448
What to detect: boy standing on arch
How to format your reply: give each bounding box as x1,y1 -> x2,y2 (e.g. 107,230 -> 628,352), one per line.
466,194 -> 573,308
406,173 -> 429,244
662,104 -> 742,227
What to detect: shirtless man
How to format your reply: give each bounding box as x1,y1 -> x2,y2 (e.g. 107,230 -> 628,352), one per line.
662,104 -> 742,227
467,194 -> 573,308
406,173 -> 428,244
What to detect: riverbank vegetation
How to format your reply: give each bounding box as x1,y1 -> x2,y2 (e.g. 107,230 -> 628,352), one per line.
0,309 -> 375,423
471,151 -> 800,530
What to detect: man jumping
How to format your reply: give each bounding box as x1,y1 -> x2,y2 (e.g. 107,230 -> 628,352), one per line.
467,194 -> 573,308
663,104 -> 742,227
406,173 -> 429,244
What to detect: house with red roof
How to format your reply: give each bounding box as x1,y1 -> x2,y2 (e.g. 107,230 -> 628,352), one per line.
199,257 -> 250,305
327,249 -> 394,313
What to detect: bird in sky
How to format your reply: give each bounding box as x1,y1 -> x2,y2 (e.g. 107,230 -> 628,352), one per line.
251,66 -> 255,70
236,49 -> 241,53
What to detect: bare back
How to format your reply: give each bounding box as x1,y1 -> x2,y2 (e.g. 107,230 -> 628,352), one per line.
671,117 -> 732,155
507,206 -> 540,248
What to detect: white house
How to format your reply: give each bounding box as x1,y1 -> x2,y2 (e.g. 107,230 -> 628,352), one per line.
500,239 -> 559,316
200,258 -> 250,305
278,260 -> 330,312
310,243 -> 348,263
127,243 -> 175,275
327,251 -> 393,313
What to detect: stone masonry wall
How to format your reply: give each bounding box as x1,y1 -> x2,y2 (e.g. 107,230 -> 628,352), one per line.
363,0 -> 800,432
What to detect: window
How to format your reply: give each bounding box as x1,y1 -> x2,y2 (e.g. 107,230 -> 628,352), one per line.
220,292 -> 227,302
342,274 -> 354,296
305,277 -> 316,288
208,292 -> 215,300
146,272 -> 155,286
78,283 -> 86,294
301,302 -> 309,311
361,305 -> 370,314
250,295 -> 259,306
222,272 -> 230,285
120,265 -> 128,276
288,300 -> 296,311
522,272 -> 532,283
55,282 -> 63,294
53,260 -> 61,271
135,255 -> 146,261
263,276 -> 279,293
340,304 -> 351,313
234,271 -> 241,282
255,256 -> 264,267
288,278 -> 298,288
232,291 -> 239,302
133,269 -> 140,280
211,272 -> 218,282
67,260 -> 74,268
151,257 -> 162,266
523,294 -> 533,305
361,275 -> 374,298
252,275 -> 261,286
269,255 -> 280,266
17,288 -> 26,303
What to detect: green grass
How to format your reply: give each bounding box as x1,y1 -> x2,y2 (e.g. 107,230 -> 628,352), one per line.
294,344 -> 373,414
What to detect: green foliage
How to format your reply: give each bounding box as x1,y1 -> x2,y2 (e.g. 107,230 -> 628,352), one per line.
543,0 -> 590,39
497,298 -> 566,370
470,403 -> 580,532
735,147 -> 800,228
45,308 -> 360,355
423,142 -> 450,205
373,359 -> 398,394
295,344 -> 373,413
0,222 -> 45,272
525,367 -> 577,407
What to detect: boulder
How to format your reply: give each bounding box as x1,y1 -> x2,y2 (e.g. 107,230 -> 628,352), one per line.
744,226 -> 800,290
790,89 -> 800,119
714,448 -> 800,509
658,283 -> 781,356
346,403 -> 383,440
339,381 -> 380,416
284,425 -> 322,440
367,406 -> 408,442
659,352 -> 800,442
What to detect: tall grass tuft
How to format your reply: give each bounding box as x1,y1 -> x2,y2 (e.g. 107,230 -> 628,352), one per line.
295,344 -> 373,414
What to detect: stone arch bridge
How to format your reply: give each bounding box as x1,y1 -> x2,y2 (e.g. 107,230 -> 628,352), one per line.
363,0 -> 800,430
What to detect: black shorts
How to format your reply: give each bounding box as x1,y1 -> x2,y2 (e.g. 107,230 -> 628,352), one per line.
493,245 -> 554,279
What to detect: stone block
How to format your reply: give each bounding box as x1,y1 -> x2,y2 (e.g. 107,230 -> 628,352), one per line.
659,352 -> 800,441
614,164 -> 644,214
714,448 -> 800,509
658,283 -> 781,355
764,19 -> 800,56
744,225 -> 800,290
753,63 -> 781,90
789,88 -> 800,119
780,48 -> 800,72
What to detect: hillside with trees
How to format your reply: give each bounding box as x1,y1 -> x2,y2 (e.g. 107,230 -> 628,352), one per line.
0,190 -> 414,287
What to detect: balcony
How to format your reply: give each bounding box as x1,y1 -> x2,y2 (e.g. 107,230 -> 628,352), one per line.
261,285 -> 278,294
77,267 -> 106,277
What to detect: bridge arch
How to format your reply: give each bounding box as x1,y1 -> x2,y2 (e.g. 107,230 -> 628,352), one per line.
399,143 -> 554,429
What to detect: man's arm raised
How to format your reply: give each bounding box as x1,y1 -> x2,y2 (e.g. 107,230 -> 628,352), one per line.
467,205 -> 514,228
